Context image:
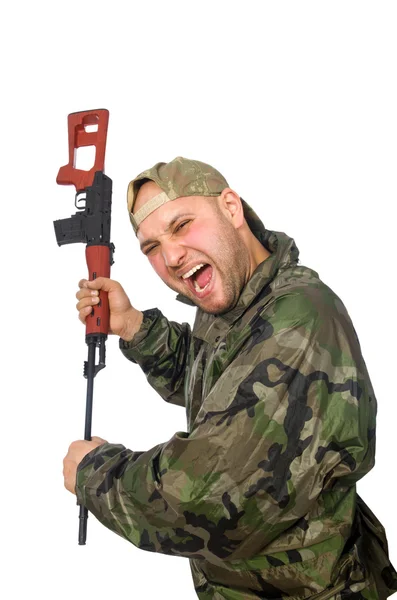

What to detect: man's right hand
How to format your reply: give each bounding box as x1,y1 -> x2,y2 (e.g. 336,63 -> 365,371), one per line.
76,277 -> 143,342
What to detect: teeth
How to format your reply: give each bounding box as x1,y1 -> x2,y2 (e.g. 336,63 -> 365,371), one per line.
182,263 -> 205,279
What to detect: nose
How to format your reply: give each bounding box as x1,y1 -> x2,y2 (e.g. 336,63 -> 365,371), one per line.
161,240 -> 187,268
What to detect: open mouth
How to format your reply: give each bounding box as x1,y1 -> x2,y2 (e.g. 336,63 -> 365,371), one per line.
182,263 -> 214,297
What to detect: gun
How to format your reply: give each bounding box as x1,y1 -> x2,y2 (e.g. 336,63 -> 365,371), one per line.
54,109 -> 115,545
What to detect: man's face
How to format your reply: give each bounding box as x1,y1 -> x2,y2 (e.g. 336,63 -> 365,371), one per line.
135,182 -> 251,314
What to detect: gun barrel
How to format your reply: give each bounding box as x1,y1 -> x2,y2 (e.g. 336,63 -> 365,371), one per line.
78,340 -> 96,545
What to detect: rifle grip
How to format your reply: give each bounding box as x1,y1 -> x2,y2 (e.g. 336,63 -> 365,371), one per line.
85,245 -> 111,336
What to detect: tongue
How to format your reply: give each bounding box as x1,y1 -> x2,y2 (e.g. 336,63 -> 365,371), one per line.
195,264 -> 212,288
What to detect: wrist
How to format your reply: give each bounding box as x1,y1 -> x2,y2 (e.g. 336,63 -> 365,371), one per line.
120,309 -> 143,342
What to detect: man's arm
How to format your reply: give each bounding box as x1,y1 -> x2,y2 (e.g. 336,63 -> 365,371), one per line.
76,278 -> 191,408
75,294 -> 375,562
119,308 -> 191,408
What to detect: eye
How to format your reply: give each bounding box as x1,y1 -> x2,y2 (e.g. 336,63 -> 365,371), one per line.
175,220 -> 190,232
144,243 -> 158,256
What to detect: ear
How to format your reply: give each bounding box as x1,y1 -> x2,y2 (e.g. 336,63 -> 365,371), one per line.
218,188 -> 245,229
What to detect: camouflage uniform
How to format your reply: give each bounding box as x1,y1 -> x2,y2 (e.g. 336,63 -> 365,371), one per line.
76,160 -> 397,600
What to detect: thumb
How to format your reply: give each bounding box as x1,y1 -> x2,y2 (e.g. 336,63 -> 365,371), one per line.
91,436 -> 108,444
85,277 -> 115,292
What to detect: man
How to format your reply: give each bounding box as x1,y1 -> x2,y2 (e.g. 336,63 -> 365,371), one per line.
64,157 -> 397,600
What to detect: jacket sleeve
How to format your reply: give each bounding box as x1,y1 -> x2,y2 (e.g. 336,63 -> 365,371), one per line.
76,293 -> 375,562
119,308 -> 191,408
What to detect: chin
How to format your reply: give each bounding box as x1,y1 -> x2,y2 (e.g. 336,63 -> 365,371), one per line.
196,295 -> 236,315
169,280 -> 236,315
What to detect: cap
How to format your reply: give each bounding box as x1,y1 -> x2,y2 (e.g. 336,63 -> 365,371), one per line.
127,157 -> 229,233
127,155 -> 266,239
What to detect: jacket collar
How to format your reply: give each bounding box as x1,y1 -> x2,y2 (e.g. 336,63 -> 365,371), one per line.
218,229 -> 299,324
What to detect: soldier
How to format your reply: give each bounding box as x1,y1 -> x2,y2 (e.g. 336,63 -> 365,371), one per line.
64,157 -> 397,600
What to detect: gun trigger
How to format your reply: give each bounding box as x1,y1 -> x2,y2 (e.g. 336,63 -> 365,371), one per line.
75,192 -> 86,210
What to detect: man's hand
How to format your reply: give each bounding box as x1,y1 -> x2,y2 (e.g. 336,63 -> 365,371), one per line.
75,277 -> 143,341
63,436 -> 107,495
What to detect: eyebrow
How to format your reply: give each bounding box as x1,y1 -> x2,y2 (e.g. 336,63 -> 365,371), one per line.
140,212 -> 195,252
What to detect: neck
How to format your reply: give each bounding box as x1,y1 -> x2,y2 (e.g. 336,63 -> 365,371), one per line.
248,234 -> 271,277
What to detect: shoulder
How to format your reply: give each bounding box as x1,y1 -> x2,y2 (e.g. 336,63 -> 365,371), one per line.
267,264 -> 349,322
252,264 -> 359,353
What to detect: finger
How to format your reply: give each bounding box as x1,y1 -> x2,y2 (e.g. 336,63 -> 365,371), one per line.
84,277 -> 119,292
76,288 -> 99,301
78,279 -> 102,294
63,457 -> 71,474
76,296 -> 100,311
79,306 -> 94,324
91,436 -> 107,444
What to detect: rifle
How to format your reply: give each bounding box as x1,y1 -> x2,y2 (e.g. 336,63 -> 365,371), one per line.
54,109 -> 115,545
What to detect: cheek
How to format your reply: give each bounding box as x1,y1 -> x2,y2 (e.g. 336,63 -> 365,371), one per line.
184,226 -> 214,253
148,255 -> 168,280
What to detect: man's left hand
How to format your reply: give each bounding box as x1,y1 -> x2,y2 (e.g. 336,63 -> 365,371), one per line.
63,436 -> 107,494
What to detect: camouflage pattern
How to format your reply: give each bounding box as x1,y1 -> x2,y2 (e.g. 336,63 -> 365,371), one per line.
127,156 -> 231,233
76,218 -> 397,599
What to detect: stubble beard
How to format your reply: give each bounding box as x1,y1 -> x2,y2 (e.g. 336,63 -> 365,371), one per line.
162,210 -> 251,315
186,220 -> 250,315
206,231 -> 250,315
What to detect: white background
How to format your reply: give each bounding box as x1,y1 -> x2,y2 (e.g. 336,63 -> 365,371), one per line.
2,1 -> 396,598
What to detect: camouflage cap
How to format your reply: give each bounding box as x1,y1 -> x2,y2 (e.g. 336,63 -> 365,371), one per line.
127,157 -> 228,233
127,156 -> 266,239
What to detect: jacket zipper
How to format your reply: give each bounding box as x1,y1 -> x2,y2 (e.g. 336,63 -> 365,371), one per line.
309,581 -> 346,600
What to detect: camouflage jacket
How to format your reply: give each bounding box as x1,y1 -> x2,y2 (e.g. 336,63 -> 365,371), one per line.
76,228 -> 397,600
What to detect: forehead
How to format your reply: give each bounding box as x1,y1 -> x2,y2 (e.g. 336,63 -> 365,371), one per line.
137,195 -> 206,240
